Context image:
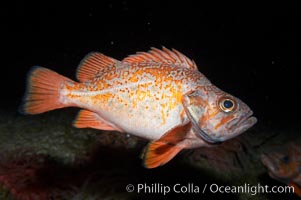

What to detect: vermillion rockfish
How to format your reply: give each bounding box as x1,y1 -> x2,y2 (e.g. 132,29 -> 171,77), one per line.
21,47 -> 257,168
261,143 -> 301,197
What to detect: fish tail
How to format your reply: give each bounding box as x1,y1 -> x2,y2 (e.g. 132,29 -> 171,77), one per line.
20,66 -> 74,114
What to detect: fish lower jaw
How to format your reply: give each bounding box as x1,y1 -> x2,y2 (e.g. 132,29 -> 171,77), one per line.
228,110 -> 257,133
236,116 -> 257,133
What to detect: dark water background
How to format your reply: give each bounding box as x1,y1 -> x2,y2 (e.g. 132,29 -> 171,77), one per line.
2,2 -> 299,130
1,2 -> 300,200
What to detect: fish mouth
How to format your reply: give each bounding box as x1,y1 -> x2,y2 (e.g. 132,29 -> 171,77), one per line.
194,111 -> 257,144
261,154 -> 279,171
261,153 -> 292,180
229,111 -> 257,134
261,154 -> 281,179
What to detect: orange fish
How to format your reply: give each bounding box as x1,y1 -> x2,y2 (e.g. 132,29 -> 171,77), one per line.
20,47 -> 257,168
261,143 -> 301,197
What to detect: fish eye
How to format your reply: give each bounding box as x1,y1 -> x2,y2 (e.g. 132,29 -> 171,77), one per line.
218,97 -> 237,113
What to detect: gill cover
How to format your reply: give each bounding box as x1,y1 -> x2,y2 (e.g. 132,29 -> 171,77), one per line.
182,90 -> 219,143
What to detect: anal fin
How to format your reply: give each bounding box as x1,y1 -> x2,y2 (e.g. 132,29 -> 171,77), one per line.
143,123 -> 191,168
74,109 -> 122,132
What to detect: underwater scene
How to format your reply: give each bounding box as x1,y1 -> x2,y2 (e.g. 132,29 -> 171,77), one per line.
1,2 -> 299,200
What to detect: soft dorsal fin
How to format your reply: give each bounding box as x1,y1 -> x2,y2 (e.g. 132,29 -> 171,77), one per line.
73,109 -> 123,132
76,52 -> 118,82
143,123 -> 191,168
123,47 -> 198,70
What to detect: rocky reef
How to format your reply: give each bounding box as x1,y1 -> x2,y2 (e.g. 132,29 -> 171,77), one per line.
0,108 -> 300,199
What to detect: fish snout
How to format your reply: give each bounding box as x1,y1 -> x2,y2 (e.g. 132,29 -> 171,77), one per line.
227,110 -> 257,134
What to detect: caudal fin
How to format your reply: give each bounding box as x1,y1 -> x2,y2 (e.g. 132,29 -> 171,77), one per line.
20,66 -> 73,114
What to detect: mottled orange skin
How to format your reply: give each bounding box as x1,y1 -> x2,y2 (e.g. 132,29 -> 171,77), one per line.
62,62 -> 210,140
182,86 -> 256,142
21,47 -> 257,168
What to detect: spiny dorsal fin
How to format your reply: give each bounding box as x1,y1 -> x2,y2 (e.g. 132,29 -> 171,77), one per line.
76,52 -> 118,82
123,47 -> 198,70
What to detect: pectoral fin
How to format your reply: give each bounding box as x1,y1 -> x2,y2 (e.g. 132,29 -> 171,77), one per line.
143,123 -> 191,168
